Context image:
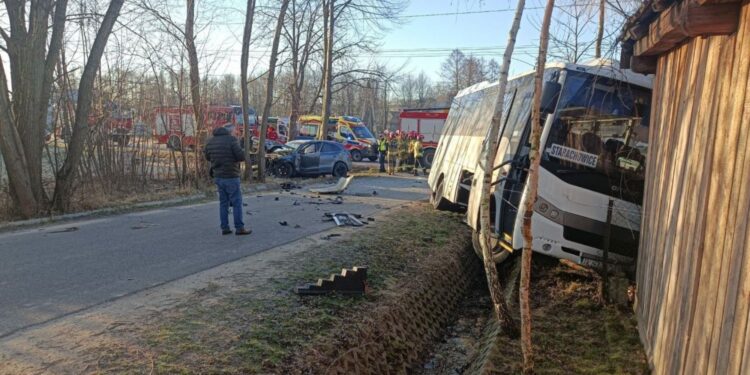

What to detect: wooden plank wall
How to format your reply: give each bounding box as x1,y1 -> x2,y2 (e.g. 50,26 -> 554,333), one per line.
636,0 -> 750,373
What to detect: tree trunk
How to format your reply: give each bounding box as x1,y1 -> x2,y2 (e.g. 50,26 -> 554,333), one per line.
595,0 -> 604,59
185,0 -> 204,178
477,0 -> 526,338
258,0 -> 290,180
0,59 -> 36,218
521,0 -> 555,373
0,0 -> 69,217
318,0 -> 334,140
52,0 -> 125,211
241,0 -> 257,181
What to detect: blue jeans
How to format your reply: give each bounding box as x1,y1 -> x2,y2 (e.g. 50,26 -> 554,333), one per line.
379,152 -> 386,172
215,177 -> 245,230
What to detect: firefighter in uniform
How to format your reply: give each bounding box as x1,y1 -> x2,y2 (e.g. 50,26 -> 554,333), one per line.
378,132 -> 389,173
413,134 -> 427,176
387,131 -> 399,175
396,131 -> 409,172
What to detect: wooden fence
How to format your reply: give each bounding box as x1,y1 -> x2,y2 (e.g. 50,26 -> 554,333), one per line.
636,1 -> 750,373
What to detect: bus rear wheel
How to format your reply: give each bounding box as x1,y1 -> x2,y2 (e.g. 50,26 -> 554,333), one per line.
430,177 -> 451,211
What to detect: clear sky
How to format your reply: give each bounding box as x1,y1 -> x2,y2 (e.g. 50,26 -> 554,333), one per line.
204,0 -> 564,81
371,0 -> 550,79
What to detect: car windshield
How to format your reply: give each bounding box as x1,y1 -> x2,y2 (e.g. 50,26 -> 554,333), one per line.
351,125 -> 373,139
286,141 -> 309,150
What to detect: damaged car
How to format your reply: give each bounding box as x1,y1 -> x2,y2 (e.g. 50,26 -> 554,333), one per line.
272,140 -> 351,178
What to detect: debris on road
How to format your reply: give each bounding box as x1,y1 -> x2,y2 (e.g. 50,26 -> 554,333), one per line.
274,197 -> 280,201
280,182 -> 301,190
279,221 -> 288,226
321,233 -> 342,240
49,227 -> 79,234
309,176 -> 354,195
295,266 -> 367,296
293,201 -> 301,206
324,212 -> 364,227
305,196 -> 344,205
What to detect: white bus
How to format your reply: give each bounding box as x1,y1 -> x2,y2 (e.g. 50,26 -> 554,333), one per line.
428,60 -> 652,267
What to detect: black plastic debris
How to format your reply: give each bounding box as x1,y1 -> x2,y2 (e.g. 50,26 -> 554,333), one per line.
372,190 -> 378,195
321,233 -> 342,240
49,227 -> 79,234
293,201 -> 301,206
279,221 -> 288,226
274,197 -> 280,201
295,266 -> 367,296
294,224 -> 301,229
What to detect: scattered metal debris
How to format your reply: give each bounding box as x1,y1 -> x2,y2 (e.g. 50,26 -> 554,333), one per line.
309,176 -> 354,195
324,212 -> 364,227
295,266 -> 368,296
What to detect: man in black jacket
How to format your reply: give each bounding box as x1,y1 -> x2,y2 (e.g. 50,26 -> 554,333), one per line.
204,127 -> 251,235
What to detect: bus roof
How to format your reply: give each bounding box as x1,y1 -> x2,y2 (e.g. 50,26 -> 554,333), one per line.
456,59 -> 652,99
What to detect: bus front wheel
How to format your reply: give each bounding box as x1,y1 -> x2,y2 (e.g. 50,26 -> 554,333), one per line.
472,230 -> 511,263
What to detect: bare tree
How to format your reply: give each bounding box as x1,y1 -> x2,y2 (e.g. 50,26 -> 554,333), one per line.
596,0 -> 605,58
487,59 -> 501,81
440,49 -> 465,99
399,73 -> 415,108
414,71 -> 432,108
258,0 -> 291,179
477,0 -> 524,341
241,0 -> 257,180
521,0 -> 555,372
318,0 -> 335,139
284,0 -> 322,141
548,0 -> 596,63
185,0 -> 204,175
51,0 -> 127,211
0,0 -> 70,216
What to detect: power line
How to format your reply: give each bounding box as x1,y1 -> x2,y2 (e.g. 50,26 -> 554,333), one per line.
216,2 -> 624,25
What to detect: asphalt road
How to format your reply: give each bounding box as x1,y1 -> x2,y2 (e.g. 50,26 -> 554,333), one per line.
0,175 -> 429,338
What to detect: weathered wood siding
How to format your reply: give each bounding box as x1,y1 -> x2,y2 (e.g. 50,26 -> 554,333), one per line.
637,1 -> 750,373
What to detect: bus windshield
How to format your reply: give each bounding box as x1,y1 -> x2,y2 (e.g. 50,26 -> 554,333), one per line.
351,125 -> 374,139
542,70 -> 651,204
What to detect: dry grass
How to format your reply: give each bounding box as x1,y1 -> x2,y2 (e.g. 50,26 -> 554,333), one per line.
482,257 -> 649,374
92,204 -> 469,374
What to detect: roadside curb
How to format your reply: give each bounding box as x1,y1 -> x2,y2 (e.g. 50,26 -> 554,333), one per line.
0,176 -> 337,232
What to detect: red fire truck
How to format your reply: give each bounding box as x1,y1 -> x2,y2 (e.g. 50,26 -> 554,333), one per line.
153,106 -> 240,150
397,108 -> 449,167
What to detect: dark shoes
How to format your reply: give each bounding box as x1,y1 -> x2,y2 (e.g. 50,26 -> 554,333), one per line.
235,228 -> 252,236
222,229 -> 232,235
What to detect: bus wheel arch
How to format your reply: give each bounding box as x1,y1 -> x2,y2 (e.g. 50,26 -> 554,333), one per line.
472,196 -> 511,263
431,174 -> 451,211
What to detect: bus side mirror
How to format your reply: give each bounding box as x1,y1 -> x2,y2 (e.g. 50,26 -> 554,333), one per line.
540,82 -> 561,114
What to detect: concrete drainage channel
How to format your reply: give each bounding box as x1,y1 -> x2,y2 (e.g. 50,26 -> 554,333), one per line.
288,240 -> 483,374
289,241 -> 524,374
